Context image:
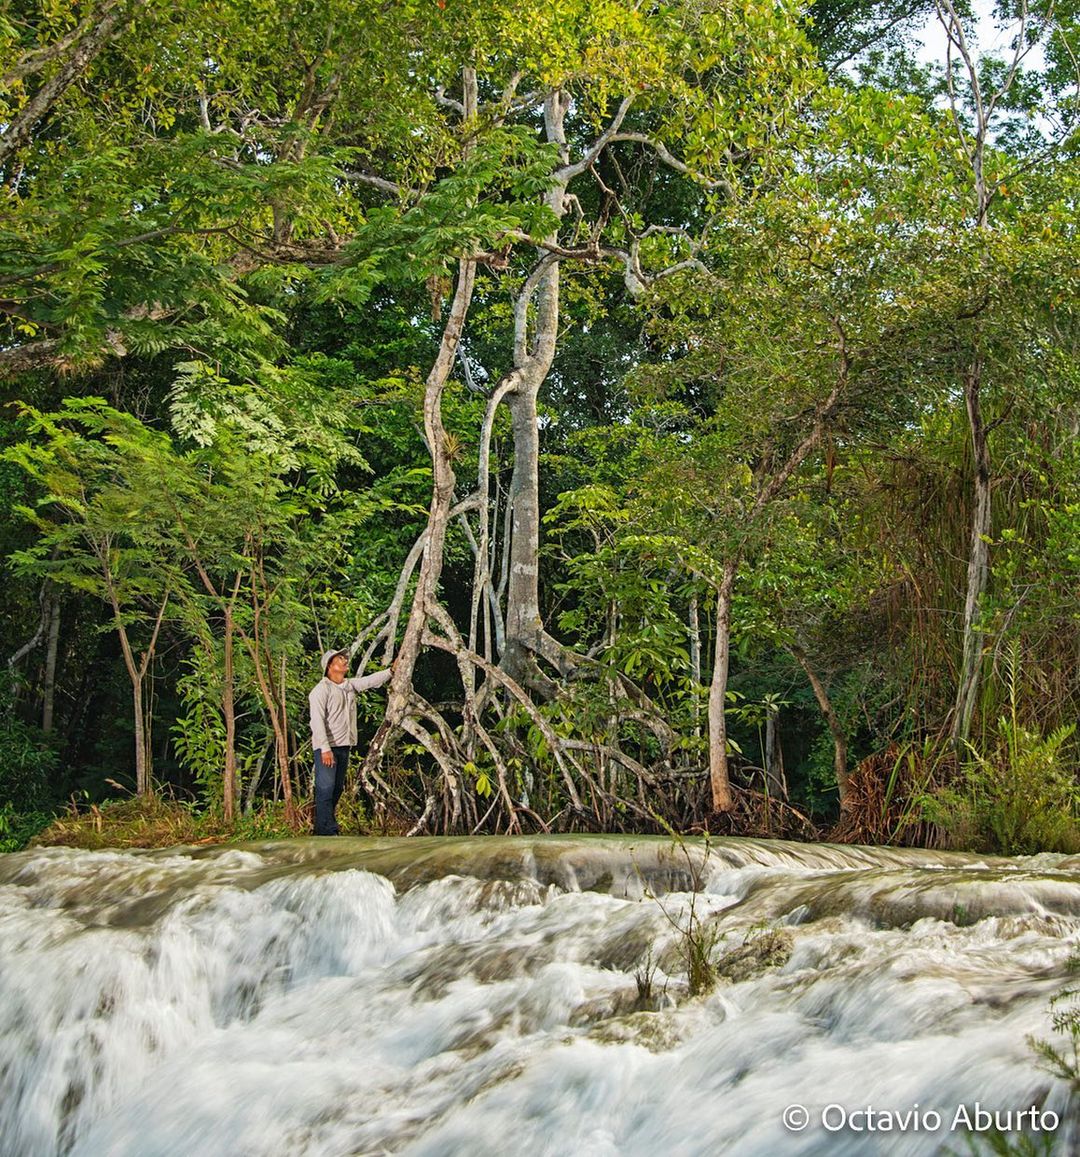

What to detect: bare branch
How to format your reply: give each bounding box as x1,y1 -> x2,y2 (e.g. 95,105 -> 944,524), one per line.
0,338 -> 63,376
434,86 -> 465,115
935,0 -> 978,163
512,254 -> 557,364
376,492 -> 481,665
607,132 -> 736,196
556,95 -> 636,182
985,0 -> 1034,123
8,581 -> 50,673
340,171 -> 406,198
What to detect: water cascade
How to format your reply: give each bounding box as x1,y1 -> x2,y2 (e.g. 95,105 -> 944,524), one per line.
1,836 -> 1077,1155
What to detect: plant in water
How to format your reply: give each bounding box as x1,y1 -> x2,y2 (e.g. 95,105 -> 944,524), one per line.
950,1132 -> 1058,1156
680,894 -> 723,997
714,921 -> 794,983
953,960 -> 1080,1156
638,821 -> 721,997
634,944 -> 659,1006
1029,954 -> 1080,1091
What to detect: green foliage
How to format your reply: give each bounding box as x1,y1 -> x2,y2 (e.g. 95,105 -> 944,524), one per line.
0,803 -> 55,854
464,761 -> 495,801
0,677 -> 58,814
0,718 -> 57,813
170,692 -> 226,808
921,650 -> 1080,855
681,903 -> 722,997
171,654 -> 267,809
226,800 -> 307,842
3,372 -> 395,813
320,128 -> 561,303
1029,954 -> 1080,1093
0,0 -> 1077,842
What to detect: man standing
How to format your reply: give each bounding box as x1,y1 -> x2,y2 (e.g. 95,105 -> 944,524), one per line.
309,648 -> 393,836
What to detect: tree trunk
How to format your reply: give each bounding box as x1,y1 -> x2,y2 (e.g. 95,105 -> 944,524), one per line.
106,574 -> 167,798
253,644 -> 294,824
132,674 -> 149,796
41,593 -> 61,735
789,643 -> 849,811
503,383 -> 546,676
707,560 -> 738,812
222,604 -> 238,822
701,354 -> 847,815
764,707 -> 787,801
501,92 -> 570,684
688,592 -> 701,737
245,738 -> 271,814
0,1 -> 126,175
276,652 -> 294,823
242,572 -> 297,827
274,725 -> 293,820
951,356 -> 991,753
361,64 -> 479,783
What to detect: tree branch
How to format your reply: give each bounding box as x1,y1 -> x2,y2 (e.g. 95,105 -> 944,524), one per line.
0,1 -> 127,173
606,132 -> 736,196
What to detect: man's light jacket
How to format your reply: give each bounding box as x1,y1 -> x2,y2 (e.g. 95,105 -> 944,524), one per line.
309,669 -> 392,751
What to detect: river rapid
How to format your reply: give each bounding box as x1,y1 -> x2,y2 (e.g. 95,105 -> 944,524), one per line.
1,835 -> 1078,1156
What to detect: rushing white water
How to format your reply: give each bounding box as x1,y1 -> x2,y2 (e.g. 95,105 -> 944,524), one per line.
1,835 -> 1078,1156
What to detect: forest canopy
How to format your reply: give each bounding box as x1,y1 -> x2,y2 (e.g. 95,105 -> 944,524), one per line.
0,0 -> 1078,852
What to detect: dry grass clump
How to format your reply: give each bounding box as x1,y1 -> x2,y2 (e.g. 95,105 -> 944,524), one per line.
33,795 -> 303,850
700,787 -> 817,841
828,744 -> 944,847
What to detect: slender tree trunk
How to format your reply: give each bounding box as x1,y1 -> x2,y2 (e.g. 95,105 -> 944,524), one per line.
688,592 -> 701,737
222,603 -> 238,822
504,383 -> 545,673
245,737 -> 271,814
501,92 -> 571,684
764,707 -> 787,801
703,363 -> 846,816
934,0 -> 1013,756
361,70 -> 481,784
242,558 -> 296,826
274,726 -> 292,818
131,676 -> 149,796
380,263 -> 475,698
106,568 -> 167,797
702,354 -> 847,814
951,355 -> 991,752
41,593 -> 61,735
247,644 -> 294,824
707,561 -> 738,812
8,573 -> 57,688
789,643 -> 849,811
276,652 -> 294,822
468,380 -> 513,668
